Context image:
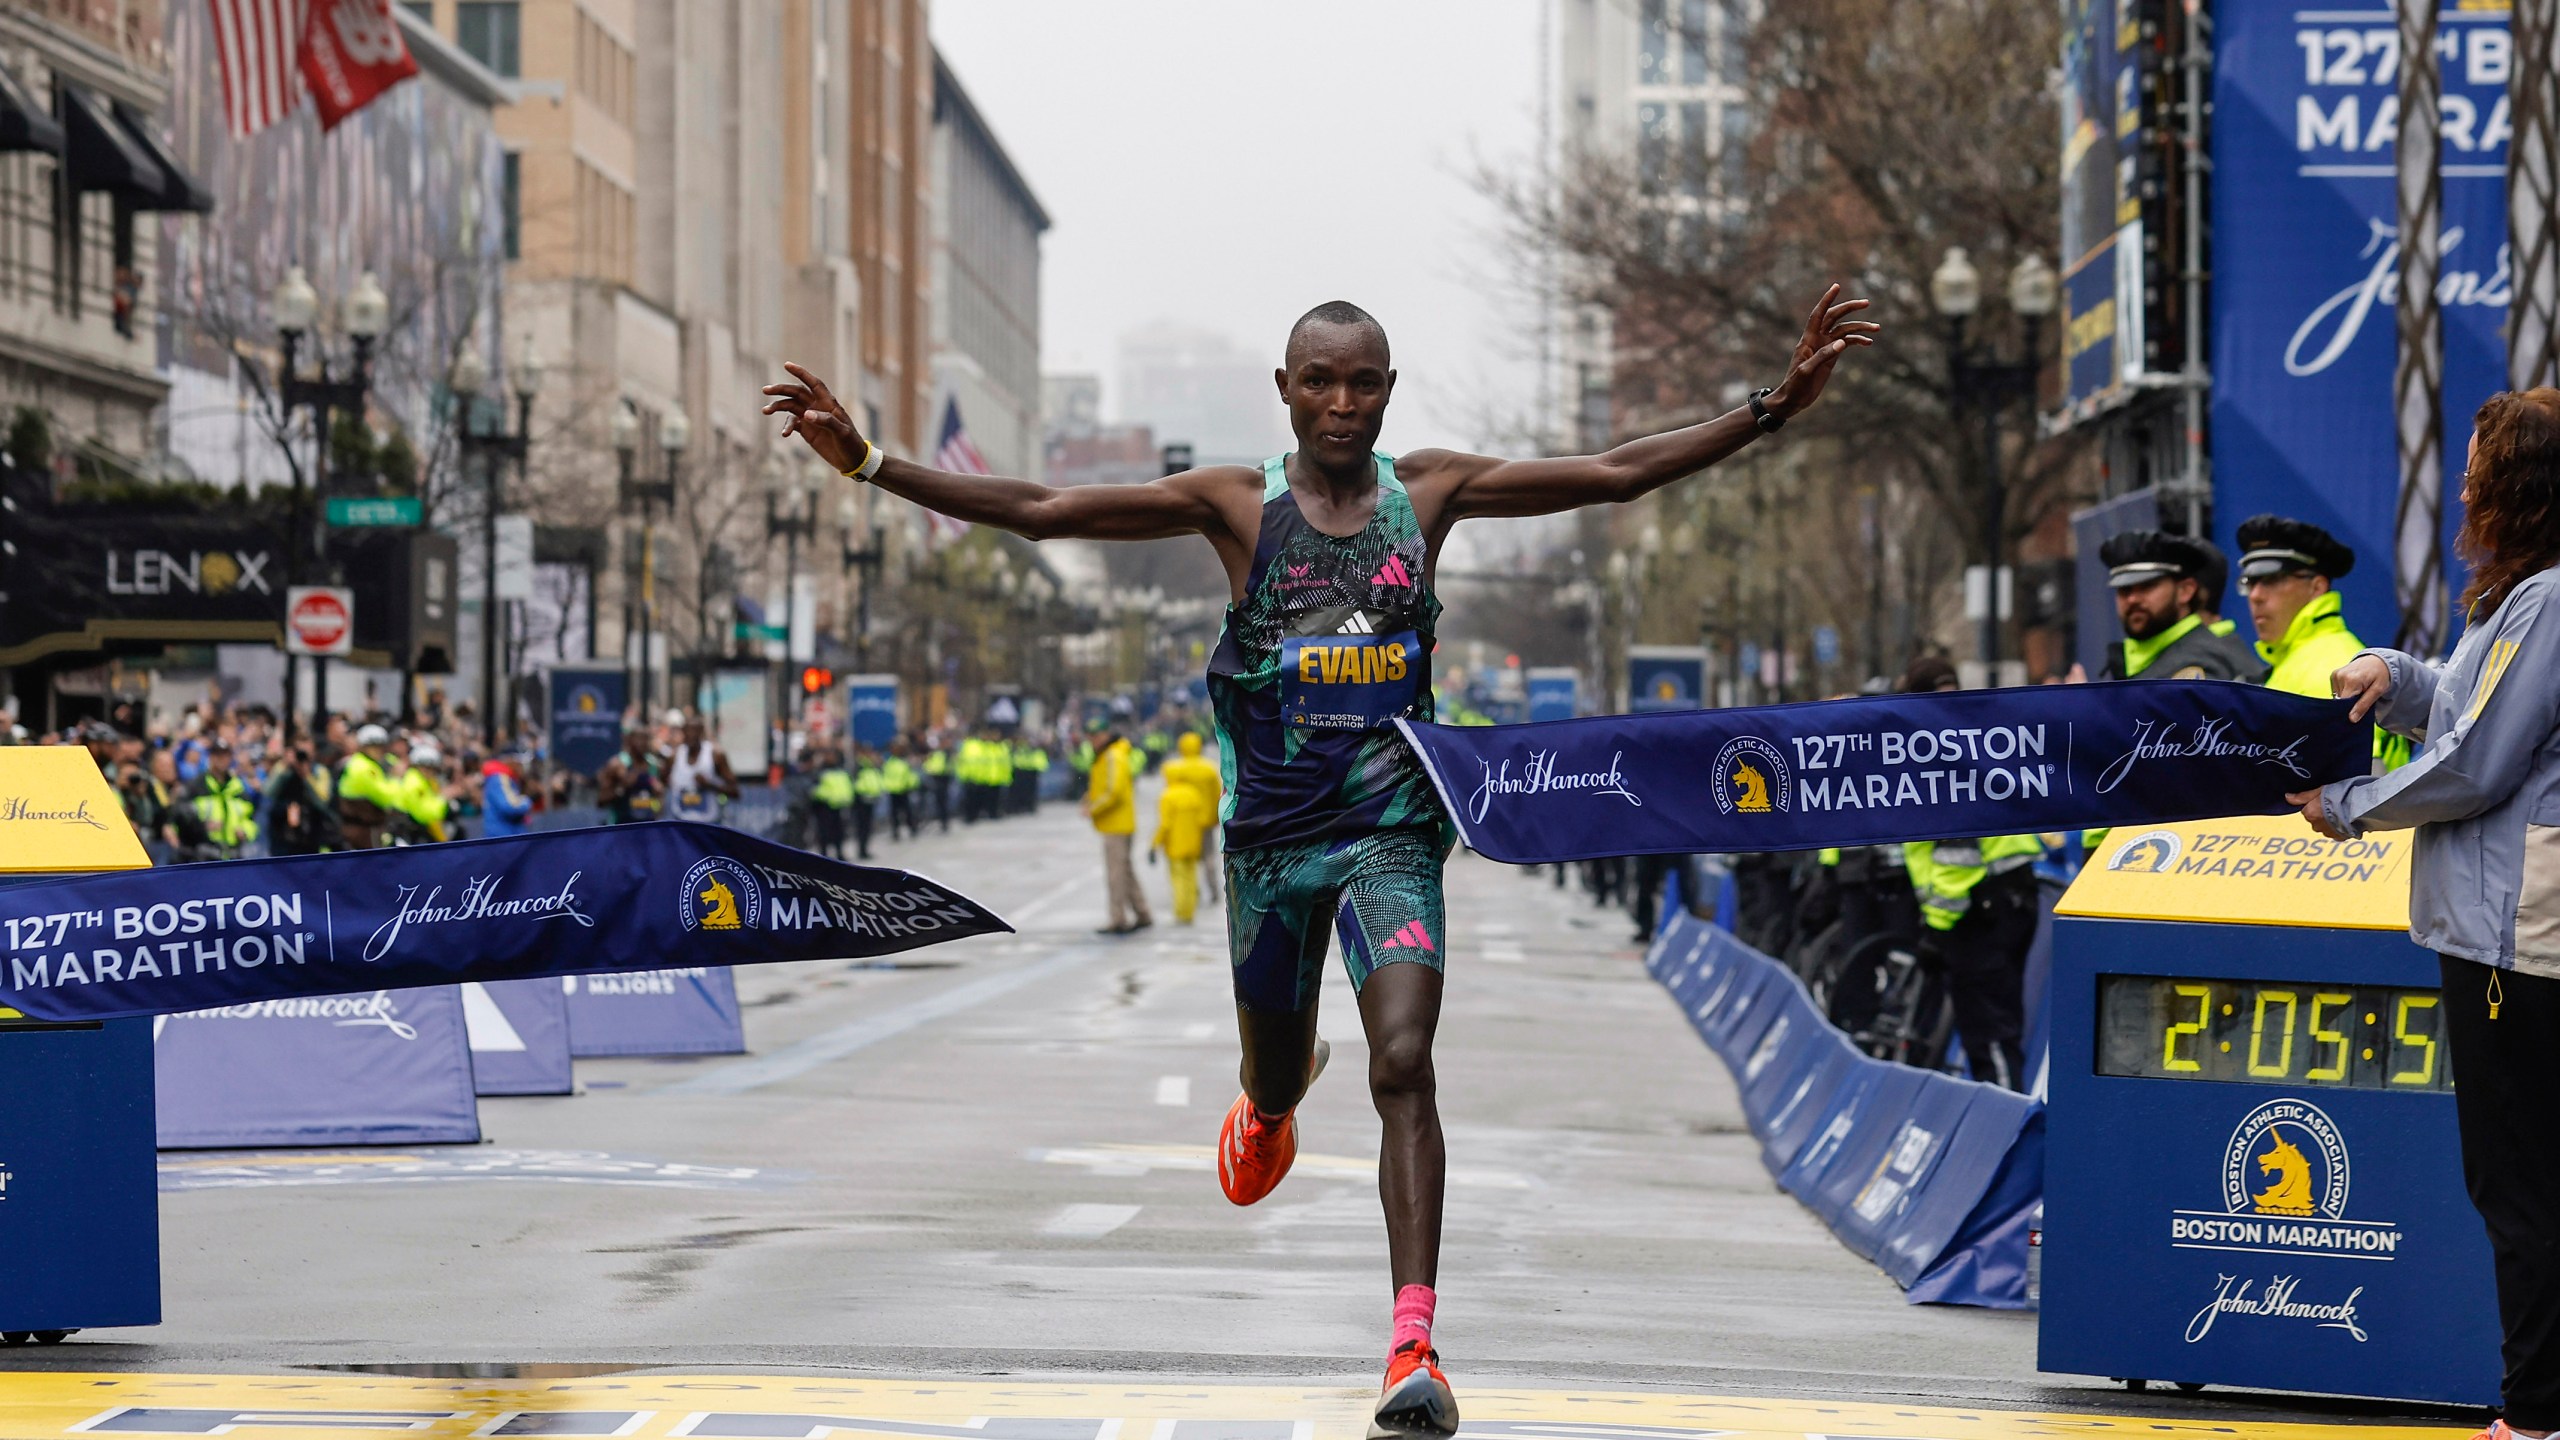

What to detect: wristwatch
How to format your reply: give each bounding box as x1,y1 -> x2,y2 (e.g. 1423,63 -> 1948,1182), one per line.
1747,388 -> 1785,433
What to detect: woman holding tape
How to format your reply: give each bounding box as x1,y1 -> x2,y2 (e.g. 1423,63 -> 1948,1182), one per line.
2292,387 -> 2560,1440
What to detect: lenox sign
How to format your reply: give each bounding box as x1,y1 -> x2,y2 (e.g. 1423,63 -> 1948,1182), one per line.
104,548 -> 274,597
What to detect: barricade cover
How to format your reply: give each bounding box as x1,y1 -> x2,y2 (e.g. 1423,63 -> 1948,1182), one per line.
565,966 -> 747,1057
1733,983 -> 1833,1131
154,983 -> 480,1147
0,821 -> 1007,1023
1649,908 -> 2042,1308
1790,1064 -> 1935,1240
1399,681 -> 2369,863
1758,1030 -> 1866,1176
465,978 -> 575,1095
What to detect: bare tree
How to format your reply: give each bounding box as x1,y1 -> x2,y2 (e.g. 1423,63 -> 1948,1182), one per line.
1483,0 -> 2081,674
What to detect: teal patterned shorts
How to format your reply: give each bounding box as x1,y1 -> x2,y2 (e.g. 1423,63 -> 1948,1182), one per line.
1224,826 -> 1452,1012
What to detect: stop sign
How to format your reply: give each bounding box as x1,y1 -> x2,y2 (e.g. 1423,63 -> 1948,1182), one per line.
285,586 -> 354,657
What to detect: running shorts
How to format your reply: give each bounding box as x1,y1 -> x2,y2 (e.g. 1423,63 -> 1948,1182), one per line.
1224,826 -> 1452,1012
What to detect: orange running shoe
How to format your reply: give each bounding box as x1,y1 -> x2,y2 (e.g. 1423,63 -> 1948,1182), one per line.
1368,1340 -> 1458,1439
1216,1093 -> 1295,1204
1215,1038 -> 1330,1206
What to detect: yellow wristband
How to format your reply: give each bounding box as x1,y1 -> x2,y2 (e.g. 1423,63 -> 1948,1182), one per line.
841,442 -> 885,482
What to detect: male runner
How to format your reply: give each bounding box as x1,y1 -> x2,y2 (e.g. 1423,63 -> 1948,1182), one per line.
762,287 -> 1874,1438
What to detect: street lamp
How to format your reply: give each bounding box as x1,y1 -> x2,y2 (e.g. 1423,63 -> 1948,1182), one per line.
457,332 -> 541,747
270,266 -> 380,742
632,406 -> 687,719
837,478 -> 887,671
765,453 -> 819,732
1934,244 -> 2054,685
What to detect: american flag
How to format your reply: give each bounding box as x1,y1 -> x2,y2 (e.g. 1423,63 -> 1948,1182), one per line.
923,398 -> 982,542
210,0 -> 308,138
209,0 -> 418,139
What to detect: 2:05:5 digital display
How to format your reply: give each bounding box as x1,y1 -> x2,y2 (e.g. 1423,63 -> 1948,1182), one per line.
2096,974 -> 2452,1092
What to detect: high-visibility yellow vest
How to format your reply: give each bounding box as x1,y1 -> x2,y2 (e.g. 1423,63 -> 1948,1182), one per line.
188,775 -> 259,847
1904,834 -> 2043,931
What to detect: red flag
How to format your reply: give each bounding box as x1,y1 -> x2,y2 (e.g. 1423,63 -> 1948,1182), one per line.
299,0 -> 418,131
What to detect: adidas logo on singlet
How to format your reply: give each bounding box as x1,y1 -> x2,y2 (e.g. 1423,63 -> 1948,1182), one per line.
1337,611 -> 1377,635
1372,555 -> 1415,588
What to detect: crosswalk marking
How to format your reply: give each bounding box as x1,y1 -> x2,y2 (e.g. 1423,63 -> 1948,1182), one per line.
1042,1203 -> 1142,1238
0,1374 -> 2472,1439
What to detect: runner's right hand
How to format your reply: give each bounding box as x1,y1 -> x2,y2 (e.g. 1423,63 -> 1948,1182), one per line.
2331,654 -> 2392,722
760,362 -> 867,475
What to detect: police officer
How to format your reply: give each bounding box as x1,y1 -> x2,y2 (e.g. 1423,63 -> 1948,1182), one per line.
851,745 -> 885,859
810,747 -> 853,860
921,735 -> 953,832
2235,514 -> 2364,694
182,740 -> 259,859
1888,655 -> 2040,1089
392,742 -> 454,842
987,730 -> 1016,818
2097,530 -> 2268,681
881,740 -> 920,840
335,723 -> 400,849
1012,737 -> 1047,815
1907,832 -> 2043,1090
2237,514 -> 2410,770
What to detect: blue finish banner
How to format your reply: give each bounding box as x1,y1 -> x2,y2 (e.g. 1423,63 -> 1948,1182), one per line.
548,666 -> 628,776
2213,1 -> 2511,640
154,984 -> 481,1148
0,822 -> 1008,1023
1399,681 -> 2371,863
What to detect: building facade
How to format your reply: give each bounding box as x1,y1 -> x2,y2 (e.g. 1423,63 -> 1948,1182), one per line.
403,0 -> 939,721
1546,0 -> 1751,453
931,50 -> 1045,483
0,0 -> 191,472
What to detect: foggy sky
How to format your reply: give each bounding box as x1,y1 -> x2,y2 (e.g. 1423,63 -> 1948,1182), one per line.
930,1 -> 1548,459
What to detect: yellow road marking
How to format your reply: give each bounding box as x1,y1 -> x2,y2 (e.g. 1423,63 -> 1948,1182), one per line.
159,1153 -> 436,1168
0,1373 -> 2475,1439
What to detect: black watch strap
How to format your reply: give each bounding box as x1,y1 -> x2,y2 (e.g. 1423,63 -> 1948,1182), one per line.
1748,388 -> 1784,433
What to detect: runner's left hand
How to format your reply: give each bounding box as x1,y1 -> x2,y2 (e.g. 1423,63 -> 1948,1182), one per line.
1763,284 -> 1881,420
2287,787 -> 2350,841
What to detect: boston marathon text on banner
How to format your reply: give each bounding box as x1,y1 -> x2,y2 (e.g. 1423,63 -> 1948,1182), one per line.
1397,680 -> 2372,864
0,822 -> 1009,1022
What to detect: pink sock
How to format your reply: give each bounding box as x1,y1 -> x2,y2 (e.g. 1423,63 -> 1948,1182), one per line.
1392,1284 -> 1436,1356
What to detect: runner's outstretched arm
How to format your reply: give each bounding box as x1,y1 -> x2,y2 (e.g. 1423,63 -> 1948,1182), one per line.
760,364 -> 1238,543
1415,285 -> 1878,523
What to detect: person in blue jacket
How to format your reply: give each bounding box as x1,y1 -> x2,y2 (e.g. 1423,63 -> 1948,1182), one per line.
480,754 -> 534,838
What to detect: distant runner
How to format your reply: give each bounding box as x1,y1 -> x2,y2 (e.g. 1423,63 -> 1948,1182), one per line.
763,286 -> 1874,1438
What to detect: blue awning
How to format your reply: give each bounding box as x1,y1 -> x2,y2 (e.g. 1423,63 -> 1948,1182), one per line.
0,61 -> 63,156
110,100 -> 211,213
59,83 -> 161,199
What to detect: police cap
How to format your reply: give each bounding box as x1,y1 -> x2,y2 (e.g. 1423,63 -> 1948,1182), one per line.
2099,529 -> 2212,589
2235,513 -> 2356,581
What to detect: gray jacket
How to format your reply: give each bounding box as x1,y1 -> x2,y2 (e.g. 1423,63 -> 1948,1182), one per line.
2324,567 -> 2560,975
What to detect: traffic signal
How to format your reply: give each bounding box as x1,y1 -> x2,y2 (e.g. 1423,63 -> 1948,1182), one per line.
800,666 -> 834,694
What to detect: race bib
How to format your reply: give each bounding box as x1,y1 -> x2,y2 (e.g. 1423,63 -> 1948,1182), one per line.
1282,629 -> 1421,730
